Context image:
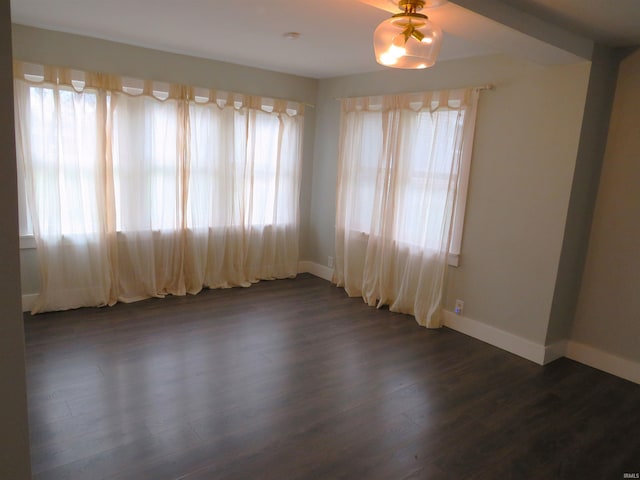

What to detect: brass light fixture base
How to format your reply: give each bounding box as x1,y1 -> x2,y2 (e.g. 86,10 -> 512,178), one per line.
398,0 -> 426,13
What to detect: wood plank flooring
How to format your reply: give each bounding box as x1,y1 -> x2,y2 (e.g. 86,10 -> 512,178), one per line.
24,274 -> 640,479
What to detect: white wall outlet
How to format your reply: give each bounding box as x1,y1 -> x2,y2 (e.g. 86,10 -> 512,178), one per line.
328,256 -> 334,268
455,299 -> 464,316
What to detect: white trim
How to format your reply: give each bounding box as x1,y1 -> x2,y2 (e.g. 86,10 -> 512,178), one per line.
442,310 -> 547,365
298,261 -> 333,282
21,293 -> 38,313
19,235 -> 36,250
448,88 -> 479,259
565,340 -> 640,385
543,340 -> 568,365
442,310 -> 640,384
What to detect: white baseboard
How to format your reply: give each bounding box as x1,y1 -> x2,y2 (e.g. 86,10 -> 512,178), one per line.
21,293 -> 38,313
442,310 -> 547,365
565,340 -> 640,384
442,310 -> 640,384
543,340 -> 568,365
298,261 -> 333,282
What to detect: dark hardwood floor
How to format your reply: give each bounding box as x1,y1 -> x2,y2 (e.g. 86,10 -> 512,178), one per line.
24,274 -> 640,480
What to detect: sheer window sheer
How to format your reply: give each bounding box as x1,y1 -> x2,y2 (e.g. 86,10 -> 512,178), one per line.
184,103 -> 302,291
14,62 -> 304,313
334,89 -> 479,328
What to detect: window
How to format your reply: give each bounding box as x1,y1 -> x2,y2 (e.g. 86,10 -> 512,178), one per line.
395,108 -> 465,253
18,85 -> 103,238
16,83 -> 302,238
14,62 -> 304,312
341,103 -> 474,261
186,104 -> 299,230
112,93 -> 182,232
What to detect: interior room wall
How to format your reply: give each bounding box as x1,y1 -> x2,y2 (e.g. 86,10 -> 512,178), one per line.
309,55 -> 590,346
11,24 -> 319,296
570,47 -> 640,364
0,3 -> 32,479
545,45 -> 625,345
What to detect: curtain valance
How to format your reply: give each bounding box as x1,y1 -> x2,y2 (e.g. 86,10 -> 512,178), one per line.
13,61 -> 304,115
341,87 -> 479,113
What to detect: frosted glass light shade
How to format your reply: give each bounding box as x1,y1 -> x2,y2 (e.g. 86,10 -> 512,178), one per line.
374,14 -> 442,69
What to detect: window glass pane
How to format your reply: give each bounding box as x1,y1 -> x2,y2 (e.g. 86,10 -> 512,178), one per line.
112,94 -> 180,232
18,82 -> 302,240
24,85 -> 101,237
346,111 -> 382,233
247,110 -> 280,226
187,102 -> 239,229
343,106 -> 467,252
187,104 -> 300,229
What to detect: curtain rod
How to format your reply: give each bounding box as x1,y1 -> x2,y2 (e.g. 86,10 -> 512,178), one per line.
334,84 -> 495,101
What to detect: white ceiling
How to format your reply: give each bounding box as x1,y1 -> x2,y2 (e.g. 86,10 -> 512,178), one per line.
9,0 -> 640,79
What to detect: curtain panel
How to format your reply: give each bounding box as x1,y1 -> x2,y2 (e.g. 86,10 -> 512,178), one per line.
13,62 -> 304,313
334,88 -> 479,328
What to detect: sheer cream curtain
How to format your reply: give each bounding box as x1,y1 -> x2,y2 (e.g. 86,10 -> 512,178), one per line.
14,80 -> 112,311
184,99 -> 303,291
109,92 -> 187,302
13,62 -> 303,313
334,88 -> 479,328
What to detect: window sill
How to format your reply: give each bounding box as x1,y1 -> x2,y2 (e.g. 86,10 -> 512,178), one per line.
347,230 -> 461,267
18,224 -> 295,251
21,234 -> 461,265
20,235 -> 36,250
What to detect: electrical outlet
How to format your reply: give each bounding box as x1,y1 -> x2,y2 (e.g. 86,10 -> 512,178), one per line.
328,256 -> 334,268
455,299 -> 464,316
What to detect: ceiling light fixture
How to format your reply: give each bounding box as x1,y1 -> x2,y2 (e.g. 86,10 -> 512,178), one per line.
374,0 -> 446,69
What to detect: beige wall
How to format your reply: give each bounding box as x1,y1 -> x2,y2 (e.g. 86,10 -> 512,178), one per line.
12,25 -> 319,294
546,45 -> 623,345
571,48 -> 640,362
0,3 -> 32,479
310,55 -> 590,344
